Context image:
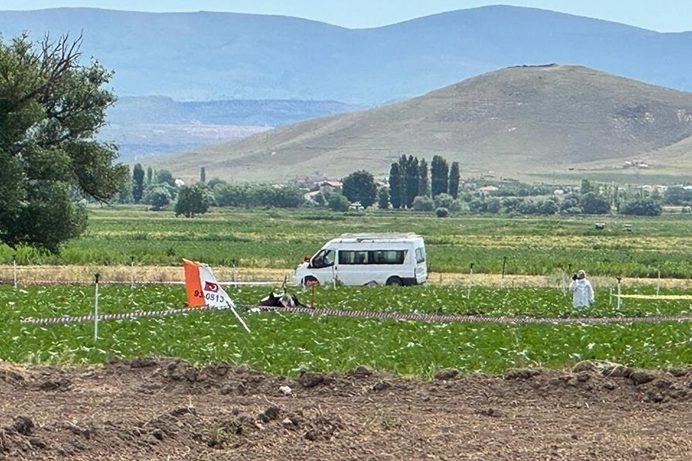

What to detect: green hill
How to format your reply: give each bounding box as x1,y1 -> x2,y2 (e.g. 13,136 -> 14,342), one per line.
154,65 -> 692,184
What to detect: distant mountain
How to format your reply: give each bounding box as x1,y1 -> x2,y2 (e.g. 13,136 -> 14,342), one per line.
2,6 -> 692,105
154,65 -> 692,183
106,97 -> 364,127
101,97 -> 362,161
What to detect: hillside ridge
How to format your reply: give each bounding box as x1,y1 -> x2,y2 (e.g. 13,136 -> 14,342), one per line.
154,65 -> 692,183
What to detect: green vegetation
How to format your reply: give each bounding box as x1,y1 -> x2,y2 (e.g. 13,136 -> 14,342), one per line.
0,33 -> 128,253
1,284 -> 690,376
1,207 -> 691,374
0,207 -> 691,279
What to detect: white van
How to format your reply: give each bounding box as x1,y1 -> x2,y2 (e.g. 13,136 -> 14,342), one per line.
293,233 -> 427,287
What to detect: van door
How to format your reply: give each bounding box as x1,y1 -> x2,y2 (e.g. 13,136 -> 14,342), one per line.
413,245 -> 428,284
334,249 -> 370,285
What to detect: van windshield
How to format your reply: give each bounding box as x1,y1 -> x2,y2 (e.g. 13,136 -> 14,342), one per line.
311,249 -> 335,268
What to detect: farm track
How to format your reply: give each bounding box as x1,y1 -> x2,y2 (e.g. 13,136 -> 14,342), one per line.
2,265 -> 692,288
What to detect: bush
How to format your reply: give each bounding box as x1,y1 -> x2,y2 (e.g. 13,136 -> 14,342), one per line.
412,195 -> 435,212
619,198 -> 662,216
434,193 -> 462,212
328,194 -> 350,212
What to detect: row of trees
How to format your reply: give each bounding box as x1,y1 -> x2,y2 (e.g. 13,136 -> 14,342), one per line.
467,193 -> 663,216
388,155 -> 460,209
127,164 -> 669,218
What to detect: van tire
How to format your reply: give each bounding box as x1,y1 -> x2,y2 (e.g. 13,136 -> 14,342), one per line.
385,276 -> 403,286
302,275 -> 319,287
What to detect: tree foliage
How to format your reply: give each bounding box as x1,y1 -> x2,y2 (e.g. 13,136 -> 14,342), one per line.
401,155 -> 419,208
663,186 -> 692,206
327,193 -> 350,212
619,198 -> 662,216
579,192 -> 611,215
430,155 -> 449,197
212,183 -> 304,208
0,33 -> 128,252
377,187 -> 390,209
174,185 -> 210,217
132,163 -> 145,204
143,185 -> 173,211
342,170 -> 377,208
154,169 -> 175,186
388,163 -> 403,209
448,161 -> 460,199
412,195 -> 434,211
418,159 -> 430,198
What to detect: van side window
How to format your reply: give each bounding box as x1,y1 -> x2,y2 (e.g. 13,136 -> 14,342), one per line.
338,250 -> 369,265
373,250 -> 406,265
415,247 -> 426,263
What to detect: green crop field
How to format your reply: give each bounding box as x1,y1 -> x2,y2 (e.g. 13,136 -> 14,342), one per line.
1,206 -> 692,375
1,206 -> 692,278
1,283 -> 691,376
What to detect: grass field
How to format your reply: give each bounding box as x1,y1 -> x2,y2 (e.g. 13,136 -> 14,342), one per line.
2,283 -> 691,376
1,206 -> 691,374
1,206 -> 692,278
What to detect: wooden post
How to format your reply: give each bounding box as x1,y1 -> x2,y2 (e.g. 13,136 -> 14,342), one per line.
467,263 -> 474,299
94,273 -> 100,341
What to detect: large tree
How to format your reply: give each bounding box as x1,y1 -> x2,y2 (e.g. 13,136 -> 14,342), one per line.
430,155 -> 449,197
418,158 -> 430,198
579,192 -> 611,215
132,163 -> 145,204
448,161 -> 460,199
342,170 -> 377,208
174,185 -> 210,217
402,155 -> 419,208
388,163 -> 403,209
0,33 -> 128,252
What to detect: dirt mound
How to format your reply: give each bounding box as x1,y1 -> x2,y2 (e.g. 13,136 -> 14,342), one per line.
1,359 -> 692,460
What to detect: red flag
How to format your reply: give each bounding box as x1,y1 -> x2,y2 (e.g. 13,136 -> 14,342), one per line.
204,281 -> 219,293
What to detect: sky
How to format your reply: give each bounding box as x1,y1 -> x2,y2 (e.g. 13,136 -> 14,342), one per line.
2,0 -> 691,33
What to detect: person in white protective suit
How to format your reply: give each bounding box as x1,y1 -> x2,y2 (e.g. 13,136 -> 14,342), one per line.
569,270 -> 595,307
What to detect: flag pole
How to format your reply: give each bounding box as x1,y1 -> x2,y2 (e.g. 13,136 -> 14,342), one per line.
226,301 -> 251,333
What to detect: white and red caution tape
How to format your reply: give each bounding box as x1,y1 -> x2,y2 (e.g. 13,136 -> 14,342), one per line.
22,303 -> 692,326
253,305 -> 692,324
21,305 -> 225,325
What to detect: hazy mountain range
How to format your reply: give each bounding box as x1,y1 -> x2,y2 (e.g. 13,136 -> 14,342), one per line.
3,6 -> 692,182
2,6 -> 692,104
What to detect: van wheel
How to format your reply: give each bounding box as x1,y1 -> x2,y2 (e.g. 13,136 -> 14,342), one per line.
385,276 -> 403,286
303,276 -> 319,287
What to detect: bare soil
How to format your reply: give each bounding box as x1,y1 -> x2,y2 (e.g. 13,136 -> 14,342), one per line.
3,267 -> 692,459
3,265 -> 691,288
1,359 -> 692,460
